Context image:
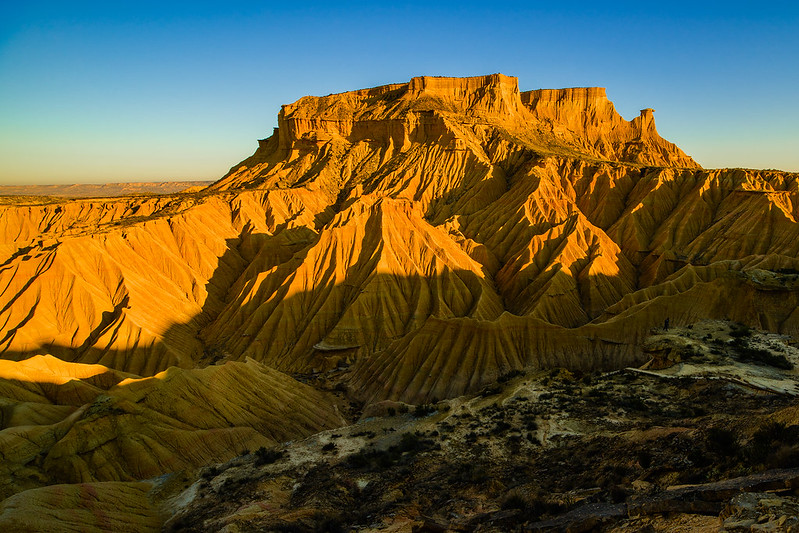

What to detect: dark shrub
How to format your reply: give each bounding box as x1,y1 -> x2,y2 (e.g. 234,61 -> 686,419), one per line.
500,489 -> 567,520
501,491 -> 527,510
768,444 -> 799,469
414,404 -> 436,417
680,344 -> 702,360
255,446 -> 283,466
452,463 -> 489,484
706,427 -> 740,456
637,450 -> 652,469
610,484 -> 628,503
735,346 -> 792,369
746,422 -> 799,463
492,420 -> 512,434
480,384 -> 502,397
498,369 -> 523,383
397,432 -> 424,452
730,324 -> 752,338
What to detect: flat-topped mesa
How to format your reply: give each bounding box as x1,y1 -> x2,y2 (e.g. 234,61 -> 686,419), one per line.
521,87 -> 699,167
271,77 -> 695,166
273,73 -> 525,152
214,74 -> 699,191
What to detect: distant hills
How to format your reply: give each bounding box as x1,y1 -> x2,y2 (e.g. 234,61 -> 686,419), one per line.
0,181 -> 213,197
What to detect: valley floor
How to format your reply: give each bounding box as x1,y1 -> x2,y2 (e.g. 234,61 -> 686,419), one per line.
3,321 -> 799,532
164,322 -> 799,532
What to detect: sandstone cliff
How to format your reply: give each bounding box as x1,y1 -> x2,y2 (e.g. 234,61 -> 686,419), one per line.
521,87 -> 696,167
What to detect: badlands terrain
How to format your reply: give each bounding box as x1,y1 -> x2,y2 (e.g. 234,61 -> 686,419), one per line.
1,74 -> 799,531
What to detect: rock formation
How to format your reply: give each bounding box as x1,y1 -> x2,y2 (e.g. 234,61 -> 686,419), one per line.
0,75 -> 798,523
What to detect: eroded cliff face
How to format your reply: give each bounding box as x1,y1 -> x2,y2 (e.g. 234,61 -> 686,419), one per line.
521,87 -> 695,166
212,74 -> 696,195
0,75 -> 798,505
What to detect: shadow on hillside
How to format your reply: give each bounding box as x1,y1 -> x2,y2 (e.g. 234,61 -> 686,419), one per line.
2,215 -> 799,405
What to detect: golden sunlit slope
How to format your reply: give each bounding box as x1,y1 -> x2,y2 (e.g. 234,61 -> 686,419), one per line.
0,482 -> 161,533
0,355 -> 344,499
0,189 -> 332,374
200,194 -> 504,374
1,73 -> 797,410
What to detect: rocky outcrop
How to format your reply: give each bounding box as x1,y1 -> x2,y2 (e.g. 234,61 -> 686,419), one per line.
521,87 -> 697,166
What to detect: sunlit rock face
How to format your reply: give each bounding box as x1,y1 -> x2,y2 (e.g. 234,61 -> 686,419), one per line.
0,74 -> 798,504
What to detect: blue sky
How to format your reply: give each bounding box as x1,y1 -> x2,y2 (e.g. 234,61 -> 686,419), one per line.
1,1 -> 798,184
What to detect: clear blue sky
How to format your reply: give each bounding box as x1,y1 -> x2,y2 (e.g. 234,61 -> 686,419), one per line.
1,1 -> 798,184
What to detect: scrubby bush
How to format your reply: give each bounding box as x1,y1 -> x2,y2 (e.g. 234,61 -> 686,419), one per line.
346,432 -> 431,470
414,404 -> 436,417
272,512 -> 346,533
729,324 -> 752,338
735,345 -> 792,369
201,466 -> 219,479
770,444 -> 799,469
637,450 -> 652,469
451,462 -> 489,484
705,427 -> 740,457
609,484 -> 629,503
499,489 -> 568,520
254,446 -> 283,466
498,369 -> 523,383
480,384 -> 502,397
397,432 -> 424,452
617,395 -> 648,412
492,420 -> 512,434
745,422 -> 799,464
680,344 -> 702,360
501,491 -> 527,510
